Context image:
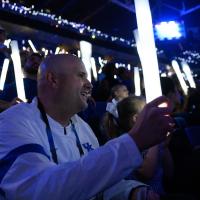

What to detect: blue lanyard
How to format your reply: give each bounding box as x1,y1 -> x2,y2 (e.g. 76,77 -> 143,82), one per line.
37,99 -> 58,164
71,122 -> 84,156
37,99 -> 102,199
37,99 -> 84,164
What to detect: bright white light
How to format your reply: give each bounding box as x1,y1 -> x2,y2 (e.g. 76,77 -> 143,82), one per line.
172,60 -> 188,95
134,67 -> 141,96
4,39 -> 11,48
115,63 -> 119,69
77,50 -> 81,58
10,40 -> 26,102
161,73 -> 167,77
181,61 -> 196,88
134,30 -> 143,61
28,40 -> 37,53
45,49 -> 48,56
98,57 -> 104,67
134,0 -> 162,103
0,58 -> 10,90
155,21 -> 182,40
127,64 -> 131,71
98,68 -> 102,74
80,41 -> 92,82
59,49 -> 65,54
91,57 -> 98,81
55,47 -> 60,54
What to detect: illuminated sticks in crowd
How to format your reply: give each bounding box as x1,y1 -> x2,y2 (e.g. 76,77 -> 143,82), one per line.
55,47 -> 60,54
41,47 -> 49,57
134,67 -> 141,96
28,40 -> 37,53
0,58 -> 9,90
172,60 -> 188,95
10,40 -> 26,102
91,57 -> 98,81
80,40 -> 92,82
4,39 -> 11,47
181,61 -> 196,88
0,39 -> 11,90
134,0 -> 162,102
77,50 -> 81,58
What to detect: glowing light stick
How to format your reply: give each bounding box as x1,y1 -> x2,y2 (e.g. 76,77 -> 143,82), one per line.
0,58 -> 9,90
80,41 -> 92,82
28,40 -> 37,53
127,64 -> 131,71
44,49 -> 49,56
172,60 -> 188,95
0,39 -> 11,90
181,61 -> 196,88
134,0 -> 162,102
4,39 -> 11,48
10,40 -> 26,101
91,57 -> 98,81
55,47 -> 60,54
134,67 -> 141,96
77,50 -> 81,58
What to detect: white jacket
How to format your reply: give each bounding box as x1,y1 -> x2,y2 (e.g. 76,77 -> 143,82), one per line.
0,98 -> 143,200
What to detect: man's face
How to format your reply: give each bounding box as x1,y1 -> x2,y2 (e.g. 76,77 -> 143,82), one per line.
24,55 -> 42,75
57,60 -> 92,113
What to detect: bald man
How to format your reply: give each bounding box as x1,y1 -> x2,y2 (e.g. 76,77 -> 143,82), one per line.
0,54 -> 173,200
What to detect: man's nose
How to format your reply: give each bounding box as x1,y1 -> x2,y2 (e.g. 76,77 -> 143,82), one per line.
85,79 -> 93,90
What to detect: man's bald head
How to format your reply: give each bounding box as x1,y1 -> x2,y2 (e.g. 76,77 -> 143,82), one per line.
38,54 -> 84,80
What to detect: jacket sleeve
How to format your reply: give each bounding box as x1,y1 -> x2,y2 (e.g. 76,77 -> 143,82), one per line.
0,109 -> 142,200
0,135 -> 142,200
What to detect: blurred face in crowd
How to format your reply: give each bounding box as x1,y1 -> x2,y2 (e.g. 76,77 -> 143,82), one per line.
115,85 -> 129,101
24,54 -> 43,75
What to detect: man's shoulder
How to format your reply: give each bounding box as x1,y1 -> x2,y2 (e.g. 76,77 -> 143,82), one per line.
0,101 -> 37,121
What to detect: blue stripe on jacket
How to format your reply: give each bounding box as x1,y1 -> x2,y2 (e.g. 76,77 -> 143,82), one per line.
0,143 -> 50,197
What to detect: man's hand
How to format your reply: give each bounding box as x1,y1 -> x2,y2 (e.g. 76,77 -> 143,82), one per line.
128,96 -> 174,151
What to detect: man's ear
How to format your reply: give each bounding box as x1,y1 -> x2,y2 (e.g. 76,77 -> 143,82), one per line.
46,72 -> 58,88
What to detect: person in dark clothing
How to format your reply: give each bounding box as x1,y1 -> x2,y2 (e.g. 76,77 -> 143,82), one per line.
0,52 -> 43,109
93,62 -> 120,101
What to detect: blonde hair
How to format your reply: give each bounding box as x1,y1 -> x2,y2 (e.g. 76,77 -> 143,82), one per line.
101,96 -> 145,139
117,96 -> 146,132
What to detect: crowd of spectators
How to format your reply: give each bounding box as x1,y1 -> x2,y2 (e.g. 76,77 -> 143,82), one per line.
0,24 -> 199,200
